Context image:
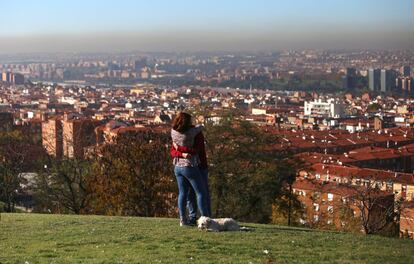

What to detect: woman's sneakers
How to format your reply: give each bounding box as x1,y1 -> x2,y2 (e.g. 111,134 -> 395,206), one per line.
187,218 -> 197,226
180,219 -> 196,227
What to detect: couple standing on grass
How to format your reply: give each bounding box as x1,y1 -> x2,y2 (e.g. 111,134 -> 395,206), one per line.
170,112 -> 211,226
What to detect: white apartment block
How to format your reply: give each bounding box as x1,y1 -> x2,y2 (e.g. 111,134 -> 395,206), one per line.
304,99 -> 344,118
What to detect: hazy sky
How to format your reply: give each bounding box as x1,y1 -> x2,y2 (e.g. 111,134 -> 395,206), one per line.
0,0 -> 413,53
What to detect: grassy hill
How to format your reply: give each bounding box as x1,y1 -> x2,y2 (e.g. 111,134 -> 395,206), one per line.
0,213 -> 413,264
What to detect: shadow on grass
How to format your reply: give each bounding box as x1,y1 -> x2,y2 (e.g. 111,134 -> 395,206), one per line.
250,224 -> 317,233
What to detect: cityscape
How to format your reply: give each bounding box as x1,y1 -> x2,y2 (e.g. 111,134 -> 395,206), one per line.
1,0 -> 414,263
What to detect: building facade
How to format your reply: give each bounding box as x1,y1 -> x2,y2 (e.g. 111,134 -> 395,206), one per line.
293,179 -> 395,234
380,69 -> 397,92
304,99 -> 344,118
42,118 -> 63,158
369,69 -> 381,91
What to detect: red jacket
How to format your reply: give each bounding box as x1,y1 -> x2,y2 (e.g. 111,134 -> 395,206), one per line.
170,132 -> 208,169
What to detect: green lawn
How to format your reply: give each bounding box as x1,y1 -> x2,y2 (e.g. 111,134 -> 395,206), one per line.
0,213 -> 413,264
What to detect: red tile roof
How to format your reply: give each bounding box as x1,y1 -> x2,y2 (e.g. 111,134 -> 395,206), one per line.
293,179 -> 393,197
306,163 -> 414,185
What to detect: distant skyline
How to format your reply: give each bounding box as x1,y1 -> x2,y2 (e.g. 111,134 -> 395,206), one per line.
1,0 -> 414,53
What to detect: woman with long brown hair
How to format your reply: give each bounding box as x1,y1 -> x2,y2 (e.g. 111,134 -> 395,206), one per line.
171,112 -> 209,226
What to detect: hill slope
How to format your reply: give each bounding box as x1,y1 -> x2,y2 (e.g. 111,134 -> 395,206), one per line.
0,213 -> 413,263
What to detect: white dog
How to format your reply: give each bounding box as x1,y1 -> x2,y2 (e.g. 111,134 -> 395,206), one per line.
197,216 -> 240,232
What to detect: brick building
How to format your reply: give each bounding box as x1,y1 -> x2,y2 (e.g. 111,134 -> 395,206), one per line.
299,163 -> 414,201
42,113 -> 102,159
42,118 -> 63,158
293,179 -> 395,234
62,113 -> 101,159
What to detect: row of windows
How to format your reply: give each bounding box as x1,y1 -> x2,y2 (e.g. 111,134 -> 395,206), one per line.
313,215 -> 334,224
313,174 -> 407,193
295,189 -> 335,201
313,203 -> 334,214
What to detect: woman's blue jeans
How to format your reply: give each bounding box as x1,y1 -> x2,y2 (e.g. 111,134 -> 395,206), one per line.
187,168 -> 211,220
174,166 -> 209,221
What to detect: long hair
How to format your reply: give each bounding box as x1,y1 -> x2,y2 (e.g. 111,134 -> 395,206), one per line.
172,112 -> 192,133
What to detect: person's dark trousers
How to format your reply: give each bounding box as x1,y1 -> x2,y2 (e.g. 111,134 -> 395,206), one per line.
188,168 -> 211,222
174,166 -> 209,223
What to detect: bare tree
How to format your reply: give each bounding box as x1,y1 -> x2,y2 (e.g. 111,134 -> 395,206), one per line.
34,158 -> 90,214
351,180 -> 396,235
35,115 -> 98,214
0,130 -> 46,212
